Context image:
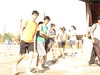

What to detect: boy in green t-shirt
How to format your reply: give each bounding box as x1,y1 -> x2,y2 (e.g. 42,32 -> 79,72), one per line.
35,16 -> 50,71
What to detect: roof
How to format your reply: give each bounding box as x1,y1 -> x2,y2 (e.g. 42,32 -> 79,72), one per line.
80,0 -> 100,2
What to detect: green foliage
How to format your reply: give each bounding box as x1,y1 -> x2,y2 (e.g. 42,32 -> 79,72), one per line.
0,34 -> 3,43
3,33 -> 15,42
0,32 -> 20,44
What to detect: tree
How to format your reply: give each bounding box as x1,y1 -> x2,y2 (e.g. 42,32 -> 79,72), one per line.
0,34 -> 3,44
3,33 -> 15,44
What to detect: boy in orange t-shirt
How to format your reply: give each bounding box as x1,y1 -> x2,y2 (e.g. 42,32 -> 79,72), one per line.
13,10 -> 39,75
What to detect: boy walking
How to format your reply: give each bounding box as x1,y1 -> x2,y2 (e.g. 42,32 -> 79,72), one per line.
89,16 -> 100,66
13,10 -> 39,75
35,16 -> 50,71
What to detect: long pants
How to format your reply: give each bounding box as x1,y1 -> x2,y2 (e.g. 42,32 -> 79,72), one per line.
89,38 -> 100,63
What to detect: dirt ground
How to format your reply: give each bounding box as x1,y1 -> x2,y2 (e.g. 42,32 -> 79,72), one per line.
0,48 -> 100,75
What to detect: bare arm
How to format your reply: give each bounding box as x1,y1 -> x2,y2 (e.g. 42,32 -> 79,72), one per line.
40,31 -> 49,39
21,19 -> 28,34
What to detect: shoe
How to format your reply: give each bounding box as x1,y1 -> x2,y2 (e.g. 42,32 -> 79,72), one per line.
58,55 -> 63,58
52,60 -> 56,64
42,64 -> 49,68
12,65 -> 17,75
97,61 -> 100,67
38,65 -> 44,70
33,68 -> 39,73
88,62 -> 95,66
62,56 -> 65,59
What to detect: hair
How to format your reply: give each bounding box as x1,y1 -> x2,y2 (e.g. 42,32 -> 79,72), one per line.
71,25 -> 76,30
32,10 -> 39,16
61,28 -> 63,31
38,21 -> 43,25
44,16 -> 51,21
60,27 -> 66,33
97,16 -> 100,20
59,27 -> 63,31
51,23 -> 55,27
62,26 -> 66,31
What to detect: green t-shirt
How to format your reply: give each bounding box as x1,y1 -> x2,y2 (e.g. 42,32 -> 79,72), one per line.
36,24 -> 48,43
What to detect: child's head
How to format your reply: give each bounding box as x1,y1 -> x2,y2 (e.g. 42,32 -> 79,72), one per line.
32,10 -> 39,20
44,16 -> 50,25
59,27 -> 63,32
71,25 -> 76,30
59,26 -> 66,33
62,26 -> 66,32
51,23 -> 56,29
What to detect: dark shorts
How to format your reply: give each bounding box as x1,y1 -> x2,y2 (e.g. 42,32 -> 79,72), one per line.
69,40 -> 75,45
20,40 -> 34,54
58,42 -> 62,48
45,38 -> 50,52
58,41 -> 66,48
62,41 -> 66,46
45,38 -> 55,53
49,39 -> 55,46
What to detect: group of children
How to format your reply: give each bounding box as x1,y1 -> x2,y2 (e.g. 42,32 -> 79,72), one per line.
13,10 -> 77,75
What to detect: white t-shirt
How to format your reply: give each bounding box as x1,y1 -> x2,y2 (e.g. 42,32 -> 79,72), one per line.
68,30 -> 76,40
92,23 -> 100,40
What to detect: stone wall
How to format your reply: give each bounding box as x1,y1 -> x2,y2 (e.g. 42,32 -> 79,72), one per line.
0,45 -> 20,58
0,40 -> 83,58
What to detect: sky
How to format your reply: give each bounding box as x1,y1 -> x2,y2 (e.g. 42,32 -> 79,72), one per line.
0,0 -> 87,35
